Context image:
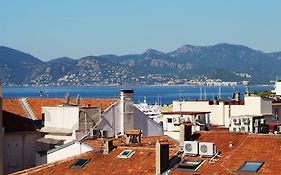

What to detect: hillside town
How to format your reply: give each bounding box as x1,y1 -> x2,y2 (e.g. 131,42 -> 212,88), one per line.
0,80 -> 281,174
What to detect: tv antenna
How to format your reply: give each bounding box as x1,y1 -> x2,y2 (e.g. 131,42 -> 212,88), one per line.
64,91 -> 71,105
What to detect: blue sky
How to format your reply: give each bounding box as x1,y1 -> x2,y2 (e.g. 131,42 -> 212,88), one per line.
1,0 -> 281,60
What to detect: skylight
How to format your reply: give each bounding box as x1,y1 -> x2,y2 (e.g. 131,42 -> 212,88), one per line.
237,161 -> 264,173
117,149 -> 135,158
70,158 -> 91,169
177,160 -> 205,171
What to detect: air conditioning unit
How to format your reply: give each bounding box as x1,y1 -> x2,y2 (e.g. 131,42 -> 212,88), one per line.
233,118 -> 241,126
183,141 -> 199,155
242,118 -> 250,125
240,126 -> 249,132
232,127 -> 240,132
199,142 -> 216,157
172,116 -> 180,125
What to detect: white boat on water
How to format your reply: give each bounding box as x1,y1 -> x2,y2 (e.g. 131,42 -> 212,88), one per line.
134,97 -> 162,122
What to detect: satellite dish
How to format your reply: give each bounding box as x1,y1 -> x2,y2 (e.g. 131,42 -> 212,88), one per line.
65,91 -> 71,104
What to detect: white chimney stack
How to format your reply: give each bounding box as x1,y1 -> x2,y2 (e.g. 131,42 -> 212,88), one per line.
120,90 -> 134,134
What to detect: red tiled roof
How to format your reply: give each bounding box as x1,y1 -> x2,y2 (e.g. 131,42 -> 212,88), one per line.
12,136 -> 179,175
3,98 -> 118,120
26,98 -> 118,120
2,98 -> 28,118
83,135 -> 179,149
172,131 -> 281,174
13,131 -> 281,174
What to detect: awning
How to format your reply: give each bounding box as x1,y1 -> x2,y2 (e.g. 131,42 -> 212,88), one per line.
40,126 -> 73,135
37,137 -> 63,145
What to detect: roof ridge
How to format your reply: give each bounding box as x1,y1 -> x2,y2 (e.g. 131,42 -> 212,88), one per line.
18,98 -> 37,120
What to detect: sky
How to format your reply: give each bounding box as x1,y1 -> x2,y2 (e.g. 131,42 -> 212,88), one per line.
1,0 -> 281,61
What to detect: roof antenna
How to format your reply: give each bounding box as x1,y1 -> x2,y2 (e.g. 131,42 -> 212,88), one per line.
218,85 -> 221,99
242,81 -> 249,96
76,93 -> 80,105
64,91 -> 71,105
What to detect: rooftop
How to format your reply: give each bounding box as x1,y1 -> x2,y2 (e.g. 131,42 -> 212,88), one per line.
12,135 -> 179,175
172,131 -> 281,174
11,131 -> 281,174
3,97 -> 118,120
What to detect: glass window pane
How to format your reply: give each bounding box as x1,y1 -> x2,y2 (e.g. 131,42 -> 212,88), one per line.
238,161 -> 263,172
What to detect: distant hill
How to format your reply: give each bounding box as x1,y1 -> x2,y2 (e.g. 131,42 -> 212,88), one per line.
0,46 -> 44,84
0,43 -> 280,86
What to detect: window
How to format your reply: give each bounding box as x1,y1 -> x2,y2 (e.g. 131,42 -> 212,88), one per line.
177,160 -> 205,171
117,149 -> 135,158
237,161 -> 264,173
167,118 -> 172,123
70,158 -> 91,169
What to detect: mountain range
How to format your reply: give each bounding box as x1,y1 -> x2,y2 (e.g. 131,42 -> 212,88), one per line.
0,43 -> 280,86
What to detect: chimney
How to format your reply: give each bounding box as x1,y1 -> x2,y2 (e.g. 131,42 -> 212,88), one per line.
125,130 -> 142,144
156,141 -> 169,175
232,91 -> 241,102
120,90 -> 134,134
103,139 -> 114,154
179,122 -> 192,146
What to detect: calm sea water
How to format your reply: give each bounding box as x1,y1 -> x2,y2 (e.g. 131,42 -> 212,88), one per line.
2,85 -> 273,104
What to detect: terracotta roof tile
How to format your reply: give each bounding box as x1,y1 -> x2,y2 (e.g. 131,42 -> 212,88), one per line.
26,98 -> 118,120
2,98 -> 28,118
12,136 -> 179,175
171,131 -> 281,174
3,98 -> 118,120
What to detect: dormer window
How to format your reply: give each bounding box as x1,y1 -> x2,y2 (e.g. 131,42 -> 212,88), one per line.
117,149 -> 135,158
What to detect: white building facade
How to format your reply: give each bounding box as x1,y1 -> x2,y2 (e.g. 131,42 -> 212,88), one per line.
173,95 -> 273,128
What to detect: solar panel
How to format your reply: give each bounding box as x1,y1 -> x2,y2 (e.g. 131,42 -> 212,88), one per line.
70,158 -> 91,169
238,161 -> 264,172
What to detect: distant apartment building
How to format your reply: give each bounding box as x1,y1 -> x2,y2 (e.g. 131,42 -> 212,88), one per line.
167,91 -> 281,135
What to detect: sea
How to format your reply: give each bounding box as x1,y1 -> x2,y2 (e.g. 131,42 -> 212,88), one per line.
2,85 -> 274,105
